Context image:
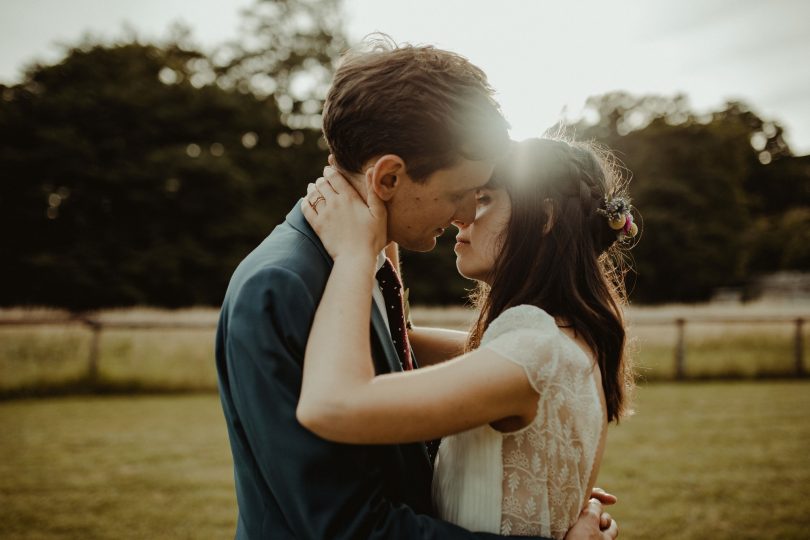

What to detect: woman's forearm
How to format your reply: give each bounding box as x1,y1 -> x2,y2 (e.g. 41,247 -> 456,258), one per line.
299,254 -> 377,417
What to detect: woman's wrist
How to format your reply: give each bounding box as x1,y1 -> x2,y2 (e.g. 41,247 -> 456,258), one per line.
334,250 -> 377,270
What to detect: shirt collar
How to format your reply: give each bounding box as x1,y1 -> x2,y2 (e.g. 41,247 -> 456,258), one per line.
375,250 -> 387,274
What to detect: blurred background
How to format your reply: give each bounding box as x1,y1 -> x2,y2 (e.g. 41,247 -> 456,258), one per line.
1,0 -> 808,538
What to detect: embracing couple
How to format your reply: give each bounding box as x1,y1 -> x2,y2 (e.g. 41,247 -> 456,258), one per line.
216,37 -> 636,539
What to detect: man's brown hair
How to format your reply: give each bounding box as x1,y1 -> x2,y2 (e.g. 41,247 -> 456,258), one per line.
322,36 -> 510,181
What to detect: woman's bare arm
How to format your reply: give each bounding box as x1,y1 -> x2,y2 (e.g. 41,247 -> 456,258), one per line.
297,171 -> 537,445
297,253 -> 537,444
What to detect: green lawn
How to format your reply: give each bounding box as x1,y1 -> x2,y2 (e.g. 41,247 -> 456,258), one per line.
1,382 -> 808,539
598,382 -> 810,539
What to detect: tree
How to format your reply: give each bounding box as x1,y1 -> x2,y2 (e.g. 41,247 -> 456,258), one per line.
214,0 -> 348,130
0,39 -> 327,309
565,92 -> 808,302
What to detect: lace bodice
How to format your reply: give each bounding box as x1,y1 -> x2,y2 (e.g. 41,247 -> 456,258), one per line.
432,305 -> 606,539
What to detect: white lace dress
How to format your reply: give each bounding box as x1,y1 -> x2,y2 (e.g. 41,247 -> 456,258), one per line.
432,305 -> 606,539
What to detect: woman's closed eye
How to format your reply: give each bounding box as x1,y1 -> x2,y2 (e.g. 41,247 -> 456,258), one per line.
475,190 -> 492,205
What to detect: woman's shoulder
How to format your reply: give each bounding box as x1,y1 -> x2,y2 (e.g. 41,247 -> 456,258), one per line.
482,304 -> 557,344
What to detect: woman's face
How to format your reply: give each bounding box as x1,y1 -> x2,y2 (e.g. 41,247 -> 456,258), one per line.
453,188 -> 511,283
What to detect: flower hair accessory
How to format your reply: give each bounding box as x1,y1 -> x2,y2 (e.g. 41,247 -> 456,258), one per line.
597,196 -> 638,240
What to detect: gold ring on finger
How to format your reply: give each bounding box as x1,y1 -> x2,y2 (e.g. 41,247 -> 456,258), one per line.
309,196 -> 326,210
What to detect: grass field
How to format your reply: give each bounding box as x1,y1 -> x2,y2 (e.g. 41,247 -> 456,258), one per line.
1,381 -> 808,539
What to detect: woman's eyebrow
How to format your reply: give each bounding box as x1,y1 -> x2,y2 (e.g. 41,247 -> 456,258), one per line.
483,176 -> 503,190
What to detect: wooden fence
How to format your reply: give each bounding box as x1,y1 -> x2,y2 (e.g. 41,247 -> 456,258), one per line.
0,315 -> 806,384
0,316 -> 215,386
626,316 -> 806,379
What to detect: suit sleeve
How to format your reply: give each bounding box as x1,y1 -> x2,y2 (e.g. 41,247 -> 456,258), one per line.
224,266 -> 549,539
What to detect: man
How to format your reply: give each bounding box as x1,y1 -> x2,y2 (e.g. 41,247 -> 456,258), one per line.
216,39 -> 618,539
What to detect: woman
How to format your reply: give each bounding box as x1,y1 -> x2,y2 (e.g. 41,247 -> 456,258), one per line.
297,138 -> 636,538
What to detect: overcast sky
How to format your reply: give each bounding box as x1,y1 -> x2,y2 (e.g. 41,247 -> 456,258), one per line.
2,0 -> 809,153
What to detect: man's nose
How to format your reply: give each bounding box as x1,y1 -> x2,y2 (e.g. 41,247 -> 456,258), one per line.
454,196 -> 476,226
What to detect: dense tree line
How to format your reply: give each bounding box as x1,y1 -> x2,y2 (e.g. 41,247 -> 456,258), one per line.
0,41 -> 329,308
560,93 -> 809,302
1,1 -> 807,309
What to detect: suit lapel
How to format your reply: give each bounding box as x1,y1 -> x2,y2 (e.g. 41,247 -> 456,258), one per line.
287,201 -> 431,465
286,201 -> 403,376
285,201 -> 332,263
370,301 -> 404,375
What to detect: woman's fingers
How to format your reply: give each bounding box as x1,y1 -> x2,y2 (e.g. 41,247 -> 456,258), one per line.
590,487 -> 617,506
364,173 -> 386,218
315,175 -> 337,197
306,182 -> 323,200
305,182 -> 326,214
603,517 -> 619,539
323,166 -> 354,195
301,197 -> 316,223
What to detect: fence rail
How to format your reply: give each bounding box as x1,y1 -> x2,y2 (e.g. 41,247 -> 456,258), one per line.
0,316 -> 216,386
624,316 -> 806,379
0,315 -> 807,384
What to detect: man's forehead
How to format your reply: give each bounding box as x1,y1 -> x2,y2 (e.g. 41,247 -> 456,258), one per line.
455,172 -> 495,192
453,161 -> 495,187
426,158 -> 493,191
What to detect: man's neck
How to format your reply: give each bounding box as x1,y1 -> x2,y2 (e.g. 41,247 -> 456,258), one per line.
344,172 -> 394,248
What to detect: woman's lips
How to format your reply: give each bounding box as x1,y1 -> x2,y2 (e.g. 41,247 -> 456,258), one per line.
454,237 -> 470,250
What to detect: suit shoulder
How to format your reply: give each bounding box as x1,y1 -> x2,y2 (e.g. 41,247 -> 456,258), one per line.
224,222 -> 330,310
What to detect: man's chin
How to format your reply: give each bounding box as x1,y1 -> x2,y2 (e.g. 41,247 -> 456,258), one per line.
400,236 -> 438,253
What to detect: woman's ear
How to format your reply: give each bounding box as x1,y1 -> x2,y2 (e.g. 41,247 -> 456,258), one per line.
367,154 -> 406,202
542,198 -> 556,235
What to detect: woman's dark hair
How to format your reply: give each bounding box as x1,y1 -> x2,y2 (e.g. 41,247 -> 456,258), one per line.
466,137 -> 635,423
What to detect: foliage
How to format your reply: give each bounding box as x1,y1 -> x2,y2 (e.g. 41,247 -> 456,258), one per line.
745,207 -> 810,273
214,0 -> 348,130
1,3 -> 808,307
0,40 -> 327,308
562,92 -> 809,302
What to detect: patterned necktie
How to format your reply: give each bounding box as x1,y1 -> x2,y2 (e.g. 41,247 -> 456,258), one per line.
375,258 -> 413,371
375,258 -> 441,464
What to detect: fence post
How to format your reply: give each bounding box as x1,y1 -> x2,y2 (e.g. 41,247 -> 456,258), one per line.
796,318 -> 805,378
675,318 -> 686,380
86,319 -> 102,386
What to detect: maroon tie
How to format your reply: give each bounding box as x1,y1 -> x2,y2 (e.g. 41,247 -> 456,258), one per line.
375,258 -> 413,371
375,258 -> 441,464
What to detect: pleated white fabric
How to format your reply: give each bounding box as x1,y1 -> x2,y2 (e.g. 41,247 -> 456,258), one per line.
432,424 -> 503,533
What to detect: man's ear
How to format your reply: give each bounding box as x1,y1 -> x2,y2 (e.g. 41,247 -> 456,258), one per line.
367,154 -> 406,202
542,199 -> 556,235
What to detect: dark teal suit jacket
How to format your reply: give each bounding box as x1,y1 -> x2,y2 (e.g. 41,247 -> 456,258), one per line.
216,202 -> 549,539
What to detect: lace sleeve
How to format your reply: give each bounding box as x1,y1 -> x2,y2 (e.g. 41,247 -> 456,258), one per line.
480,305 -> 561,394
